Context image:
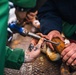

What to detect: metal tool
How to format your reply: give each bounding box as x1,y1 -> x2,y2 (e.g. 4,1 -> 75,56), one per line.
8,22 -> 59,45
25,32 -> 59,45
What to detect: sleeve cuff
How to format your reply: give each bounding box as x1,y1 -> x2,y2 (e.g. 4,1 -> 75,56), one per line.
5,47 -> 25,69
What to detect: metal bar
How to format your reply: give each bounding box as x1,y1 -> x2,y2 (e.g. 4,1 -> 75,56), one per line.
28,32 -> 59,45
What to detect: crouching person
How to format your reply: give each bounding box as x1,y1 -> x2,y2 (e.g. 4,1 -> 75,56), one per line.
0,0 -> 44,74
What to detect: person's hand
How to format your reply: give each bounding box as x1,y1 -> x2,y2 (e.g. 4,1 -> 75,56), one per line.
15,10 -> 38,27
61,43 -> 76,66
24,38 -> 44,63
47,30 -> 63,50
15,10 -> 27,26
25,11 -> 38,22
26,11 -> 40,28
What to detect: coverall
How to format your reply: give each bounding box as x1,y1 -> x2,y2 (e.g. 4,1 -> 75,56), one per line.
0,0 -> 36,74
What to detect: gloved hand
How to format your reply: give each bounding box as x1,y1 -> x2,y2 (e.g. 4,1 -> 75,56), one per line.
24,38 -> 44,63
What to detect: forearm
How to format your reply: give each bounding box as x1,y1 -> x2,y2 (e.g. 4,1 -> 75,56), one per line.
39,17 -> 62,34
38,0 -> 62,34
